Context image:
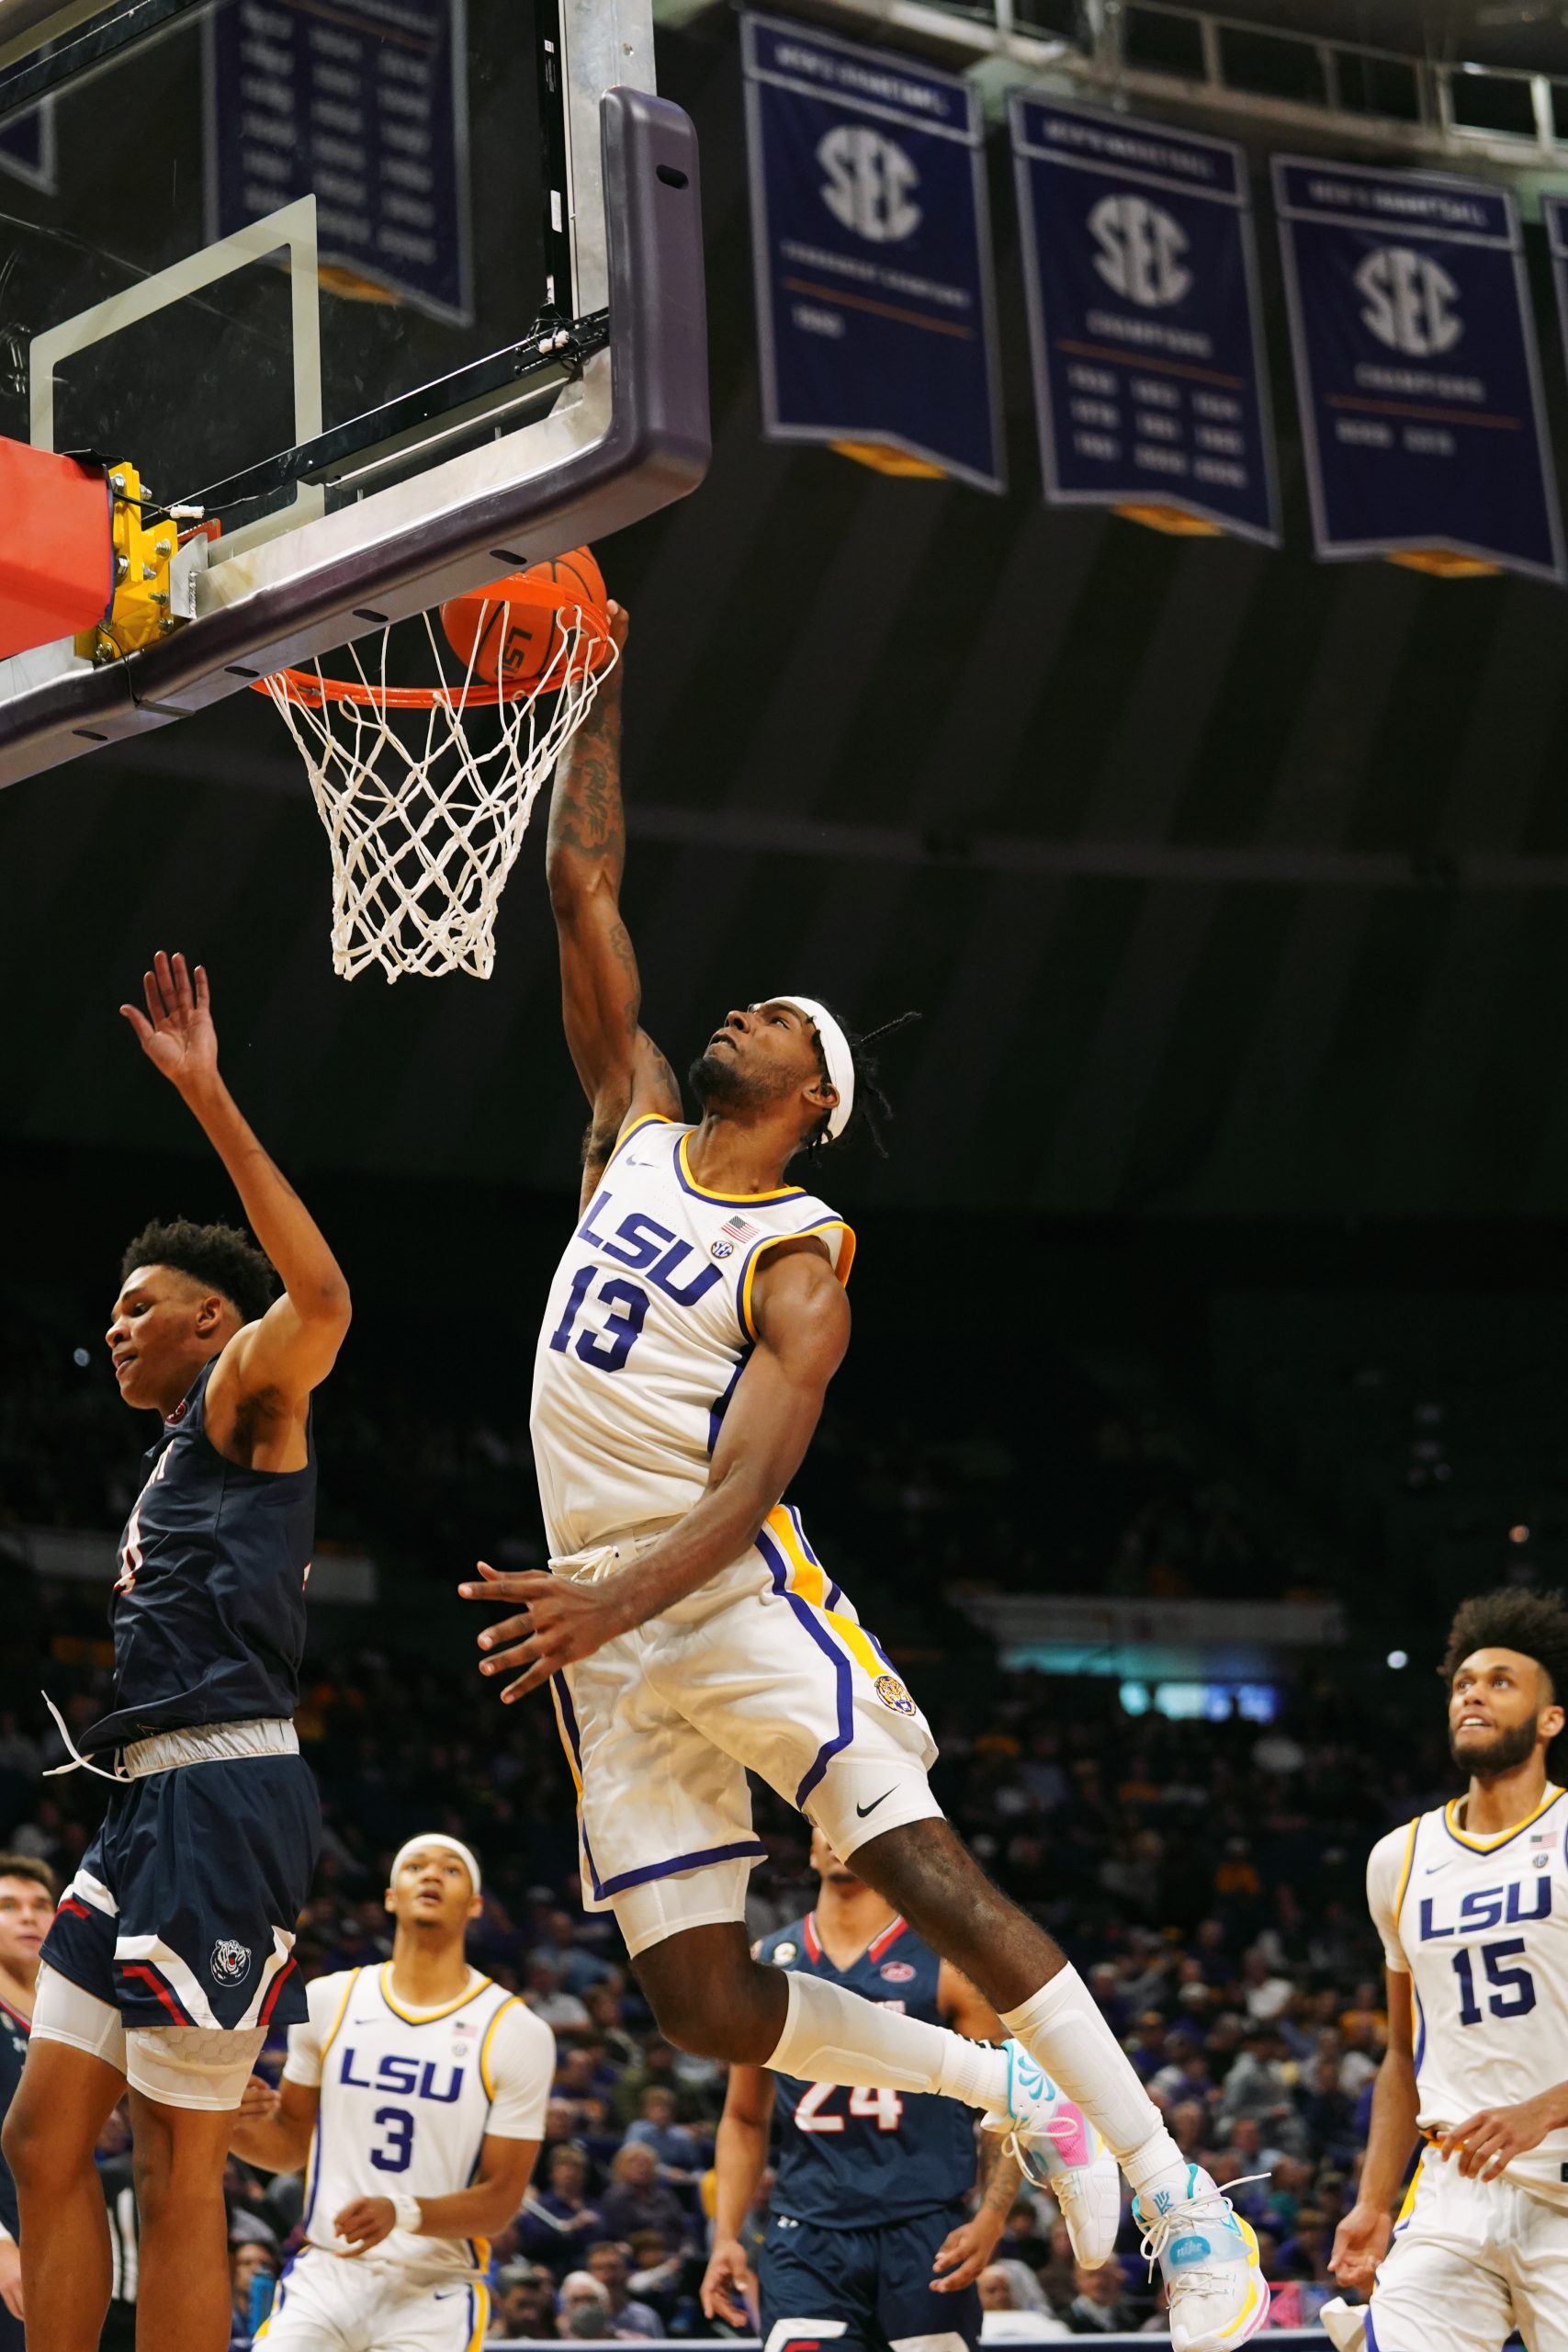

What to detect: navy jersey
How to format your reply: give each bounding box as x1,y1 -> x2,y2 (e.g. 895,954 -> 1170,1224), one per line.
0,1994 -> 28,2238
83,1359 -> 315,1755
761,1914 -> 976,2226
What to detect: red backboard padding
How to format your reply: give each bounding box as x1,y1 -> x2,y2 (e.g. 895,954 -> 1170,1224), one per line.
0,441 -> 113,662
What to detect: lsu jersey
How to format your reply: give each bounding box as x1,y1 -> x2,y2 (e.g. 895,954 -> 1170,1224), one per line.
530,1115 -> 854,1555
759,1914 -> 976,2226
283,1964 -> 554,2280
1369,1785 -> 1568,2206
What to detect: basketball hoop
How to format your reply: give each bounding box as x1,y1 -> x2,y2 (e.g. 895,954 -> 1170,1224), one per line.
259,571 -> 615,983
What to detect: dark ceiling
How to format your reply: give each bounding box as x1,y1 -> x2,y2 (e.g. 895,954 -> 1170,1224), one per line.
8,11 -> 1568,1219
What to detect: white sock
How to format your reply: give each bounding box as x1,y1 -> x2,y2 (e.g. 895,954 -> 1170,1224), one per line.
1000,1970 -> 1189,2197
767,1967 -> 1011,2112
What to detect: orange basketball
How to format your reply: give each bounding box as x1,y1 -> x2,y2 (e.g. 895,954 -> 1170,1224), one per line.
439,547 -> 610,692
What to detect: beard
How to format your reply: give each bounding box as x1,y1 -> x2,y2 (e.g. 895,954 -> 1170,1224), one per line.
1450,1714 -> 1540,1780
689,1046 -> 771,1114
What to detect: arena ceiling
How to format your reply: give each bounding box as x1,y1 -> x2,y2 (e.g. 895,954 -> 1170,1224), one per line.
8,12 -> 1568,1219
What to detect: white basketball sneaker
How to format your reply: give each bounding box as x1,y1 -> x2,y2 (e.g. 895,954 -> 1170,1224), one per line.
1132,2164 -> 1269,2351
985,2040 -> 1122,2267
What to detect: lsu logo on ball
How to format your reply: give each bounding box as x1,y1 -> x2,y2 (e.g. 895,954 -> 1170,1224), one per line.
210,1939 -> 252,1985
874,1673 -> 916,1715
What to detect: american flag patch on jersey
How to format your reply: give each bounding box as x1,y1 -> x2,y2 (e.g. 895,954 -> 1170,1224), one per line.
720,1214 -> 766,1245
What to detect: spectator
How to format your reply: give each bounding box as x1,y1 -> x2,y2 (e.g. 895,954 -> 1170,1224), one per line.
1295,2055 -> 1359,2171
528,1957 -> 592,2037
229,2242 -> 279,2347
626,2228 -> 683,2323
558,2272 -> 613,2340
1064,2260 -> 1136,2334
598,2143 -> 687,2248
1240,1948 -> 1293,2024
585,2242 -> 661,2338
518,2143 -> 605,2271
624,2086 -> 702,2184
491,2260 -> 558,2340
977,2266 -> 1069,2340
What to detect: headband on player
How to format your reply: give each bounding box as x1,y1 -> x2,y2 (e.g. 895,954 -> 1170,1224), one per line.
763,996 -> 855,1142
389,1834 -> 482,1897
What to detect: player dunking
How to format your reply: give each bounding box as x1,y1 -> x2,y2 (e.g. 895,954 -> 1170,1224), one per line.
3,954 -> 351,2352
1326,1589 -> 1568,2352
231,1835 -> 554,2352
702,1828 -> 1027,2352
459,606 -> 1267,2352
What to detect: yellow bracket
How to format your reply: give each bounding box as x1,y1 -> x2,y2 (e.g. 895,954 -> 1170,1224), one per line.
74,462 -> 188,663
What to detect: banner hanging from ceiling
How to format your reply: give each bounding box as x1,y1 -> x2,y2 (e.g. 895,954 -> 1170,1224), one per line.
1010,96 -> 1278,543
1274,156 -> 1563,582
741,11 -> 1004,492
1540,197 -> 1568,445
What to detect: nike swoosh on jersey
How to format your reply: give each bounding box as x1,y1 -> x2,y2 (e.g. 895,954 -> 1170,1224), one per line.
855,1791 -> 894,1819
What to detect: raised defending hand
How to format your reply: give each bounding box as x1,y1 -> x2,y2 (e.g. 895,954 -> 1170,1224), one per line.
458,1561 -> 626,1702
1327,2199 -> 1392,2293
699,2236 -> 757,2328
119,951 -> 218,1093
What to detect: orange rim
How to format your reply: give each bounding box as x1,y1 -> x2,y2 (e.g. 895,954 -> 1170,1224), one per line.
254,670 -> 517,709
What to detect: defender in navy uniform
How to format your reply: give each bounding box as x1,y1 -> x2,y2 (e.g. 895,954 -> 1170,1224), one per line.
703,1830 -> 1026,2352
3,953 -> 351,2352
0,1856 -> 55,2350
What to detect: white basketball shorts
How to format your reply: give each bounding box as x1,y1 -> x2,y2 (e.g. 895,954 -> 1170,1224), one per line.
549,1506 -> 942,1953
1365,2143 -> 1568,2352
256,2245 -> 488,2352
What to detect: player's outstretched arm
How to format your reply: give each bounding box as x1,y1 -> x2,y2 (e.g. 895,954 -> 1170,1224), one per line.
701,2062 -> 774,2327
463,1239 -> 848,1701
229,2075 -> 318,2174
545,604 -> 681,1197
121,952 -> 351,1453
1329,1968 -> 1417,2292
931,1961 -> 1024,2292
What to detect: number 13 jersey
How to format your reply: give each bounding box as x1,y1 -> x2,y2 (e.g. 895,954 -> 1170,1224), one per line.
1369,1787 -> 1568,2207
530,1116 -> 854,1558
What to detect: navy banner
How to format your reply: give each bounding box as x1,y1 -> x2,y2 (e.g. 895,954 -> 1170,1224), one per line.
742,12 -> 1003,492
1274,157 -> 1563,582
1542,198 -> 1568,435
1010,97 -> 1277,542
206,0 -> 470,324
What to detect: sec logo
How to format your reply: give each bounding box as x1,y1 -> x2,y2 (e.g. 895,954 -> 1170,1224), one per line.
874,1673 -> 916,1716
773,1941 -> 798,1964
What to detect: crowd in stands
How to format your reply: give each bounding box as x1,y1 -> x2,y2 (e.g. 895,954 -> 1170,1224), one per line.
5,1548 -> 1454,2344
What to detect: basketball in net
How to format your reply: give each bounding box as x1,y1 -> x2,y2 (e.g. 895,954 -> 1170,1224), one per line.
258,550 -> 617,985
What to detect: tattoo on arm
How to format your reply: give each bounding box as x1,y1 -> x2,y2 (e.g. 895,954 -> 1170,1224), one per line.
976,2132 -> 1018,2217
547,680 -> 626,879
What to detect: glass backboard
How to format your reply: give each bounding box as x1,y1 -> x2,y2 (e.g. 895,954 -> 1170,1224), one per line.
0,0 -> 708,782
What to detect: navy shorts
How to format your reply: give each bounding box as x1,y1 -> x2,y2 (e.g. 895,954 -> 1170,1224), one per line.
761,2203 -> 982,2352
42,1752 -> 319,2033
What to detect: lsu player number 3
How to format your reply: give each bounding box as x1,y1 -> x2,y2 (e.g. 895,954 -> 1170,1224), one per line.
1327,1589 -> 1568,2352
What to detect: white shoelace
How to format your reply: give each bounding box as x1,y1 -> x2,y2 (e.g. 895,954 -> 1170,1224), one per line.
1138,2172 -> 1271,2275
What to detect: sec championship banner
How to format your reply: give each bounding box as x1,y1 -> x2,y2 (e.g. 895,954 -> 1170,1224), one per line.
742,13 -> 1003,491
1010,97 -> 1277,542
1275,157 -> 1563,582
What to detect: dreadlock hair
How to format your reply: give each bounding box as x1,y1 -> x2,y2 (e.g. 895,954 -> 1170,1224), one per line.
1439,1587 -> 1568,1716
799,1007 -> 922,1162
120,1217 -> 276,1327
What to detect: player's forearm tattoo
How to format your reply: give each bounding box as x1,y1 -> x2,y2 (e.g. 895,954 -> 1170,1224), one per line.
976,2131 -> 1016,2216
548,673 -> 626,877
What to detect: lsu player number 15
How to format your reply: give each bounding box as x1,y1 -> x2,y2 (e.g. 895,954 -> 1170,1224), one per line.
1325,1590 -> 1568,2352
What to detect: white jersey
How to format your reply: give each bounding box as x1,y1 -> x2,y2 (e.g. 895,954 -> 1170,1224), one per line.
283,1963 -> 554,2279
1369,1785 -> 1568,2208
530,1114 -> 854,1555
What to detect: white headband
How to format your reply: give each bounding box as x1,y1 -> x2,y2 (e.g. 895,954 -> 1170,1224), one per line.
761,997 -> 855,1141
389,1835 -> 482,1898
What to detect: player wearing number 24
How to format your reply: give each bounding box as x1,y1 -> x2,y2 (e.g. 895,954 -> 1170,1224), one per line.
1325,1589 -> 1568,2352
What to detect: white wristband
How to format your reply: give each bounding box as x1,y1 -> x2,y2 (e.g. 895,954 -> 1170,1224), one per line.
389,2190 -> 423,2235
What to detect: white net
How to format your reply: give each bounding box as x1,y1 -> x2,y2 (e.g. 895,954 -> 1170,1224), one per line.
264,604 -> 615,981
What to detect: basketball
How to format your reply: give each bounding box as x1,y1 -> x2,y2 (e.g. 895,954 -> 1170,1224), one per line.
439,548 -> 611,693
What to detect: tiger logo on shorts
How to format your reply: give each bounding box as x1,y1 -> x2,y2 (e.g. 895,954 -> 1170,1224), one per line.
209,1938 -> 252,1984
874,1674 -> 916,1715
